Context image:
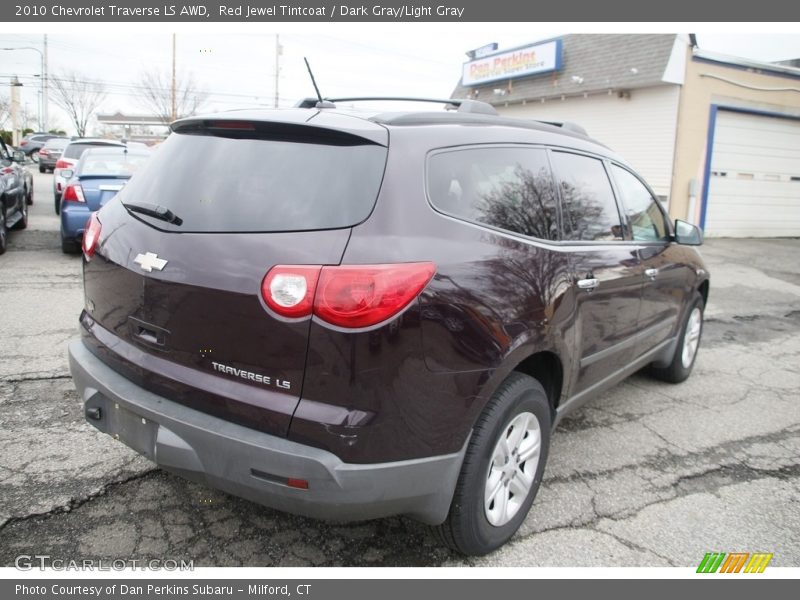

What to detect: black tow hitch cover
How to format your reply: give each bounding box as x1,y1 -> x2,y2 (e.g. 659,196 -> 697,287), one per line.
86,406 -> 102,421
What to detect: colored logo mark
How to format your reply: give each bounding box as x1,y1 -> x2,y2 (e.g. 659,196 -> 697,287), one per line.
697,552 -> 773,573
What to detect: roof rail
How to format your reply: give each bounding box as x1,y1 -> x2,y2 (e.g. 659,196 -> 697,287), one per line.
294,96 -> 498,116
538,120 -> 589,137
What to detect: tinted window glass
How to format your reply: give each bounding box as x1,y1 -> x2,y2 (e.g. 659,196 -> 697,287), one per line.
552,152 -> 623,241
611,165 -> 668,242
64,142 -> 124,160
0,142 -> 9,160
114,131 -> 387,233
427,147 -> 559,241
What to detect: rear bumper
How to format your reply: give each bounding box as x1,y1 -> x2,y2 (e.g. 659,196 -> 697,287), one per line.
68,339 -> 465,524
60,204 -> 91,240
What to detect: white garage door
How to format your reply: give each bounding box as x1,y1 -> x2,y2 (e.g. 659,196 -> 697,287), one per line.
704,110 -> 800,237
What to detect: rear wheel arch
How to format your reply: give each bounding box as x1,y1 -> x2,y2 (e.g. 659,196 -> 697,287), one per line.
458,349 -> 563,467
512,350 -> 564,416
697,279 -> 709,308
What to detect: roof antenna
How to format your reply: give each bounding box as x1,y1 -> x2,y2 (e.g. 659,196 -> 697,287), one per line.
304,58 -> 335,108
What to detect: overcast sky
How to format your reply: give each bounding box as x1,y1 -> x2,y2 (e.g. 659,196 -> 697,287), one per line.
2,26 -> 799,135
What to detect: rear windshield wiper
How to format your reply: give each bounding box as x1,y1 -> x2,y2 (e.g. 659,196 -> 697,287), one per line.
122,201 -> 183,226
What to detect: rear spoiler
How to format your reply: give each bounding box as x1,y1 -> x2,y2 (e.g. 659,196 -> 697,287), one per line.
170,116 -> 388,147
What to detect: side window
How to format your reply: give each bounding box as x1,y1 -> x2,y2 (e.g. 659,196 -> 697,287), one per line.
610,165 -> 669,242
427,147 -> 559,241
0,142 -> 9,161
552,152 -> 624,241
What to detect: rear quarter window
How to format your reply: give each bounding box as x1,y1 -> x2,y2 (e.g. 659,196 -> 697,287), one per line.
427,146 -> 559,241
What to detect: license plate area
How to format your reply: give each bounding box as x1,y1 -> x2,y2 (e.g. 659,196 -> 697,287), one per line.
107,401 -> 158,460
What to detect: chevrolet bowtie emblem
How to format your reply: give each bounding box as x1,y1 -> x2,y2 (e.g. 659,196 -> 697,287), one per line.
134,252 -> 168,272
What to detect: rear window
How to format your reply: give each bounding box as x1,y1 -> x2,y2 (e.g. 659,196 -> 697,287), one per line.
113,130 -> 388,233
44,138 -> 68,149
79,152 -> 150,177
64,142 -> 123,160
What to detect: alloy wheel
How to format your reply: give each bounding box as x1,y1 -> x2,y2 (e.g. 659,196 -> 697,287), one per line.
484,411 -> 541,527
681,307 -> 702,368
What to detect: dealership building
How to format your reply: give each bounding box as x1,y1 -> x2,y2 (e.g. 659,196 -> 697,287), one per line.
451,34 -> 800,237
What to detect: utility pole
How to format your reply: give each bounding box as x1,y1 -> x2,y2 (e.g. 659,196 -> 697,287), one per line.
171,33 -> 177,121
10,77 -> 22,146
274,34 -> 281,108
43,34 -> 48,132
1,45 -> 46,131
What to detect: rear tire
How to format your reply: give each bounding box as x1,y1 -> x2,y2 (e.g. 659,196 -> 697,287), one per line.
61,236 -> 80,254
650,292 -> 704,383
0,209 -> 8,255
39,164 -> 46,173
54,194 -> 61,215
434,372 -> 551,555
13,197 -> 28,230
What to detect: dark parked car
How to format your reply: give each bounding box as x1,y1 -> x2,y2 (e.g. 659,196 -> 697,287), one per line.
0,138 -> 32,254
68,99 -> 709,555
17,132 -> 61,162
38,137 -> 69,173
60,147 -> 151,254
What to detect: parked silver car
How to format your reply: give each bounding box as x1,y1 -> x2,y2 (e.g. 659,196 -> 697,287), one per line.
38,137 -> 69,173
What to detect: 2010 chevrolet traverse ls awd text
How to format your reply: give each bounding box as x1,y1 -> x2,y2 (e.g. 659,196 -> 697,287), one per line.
69,98 -> 709,555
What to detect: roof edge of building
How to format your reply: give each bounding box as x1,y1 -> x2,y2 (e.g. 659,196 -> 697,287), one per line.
693,49 -> 800,79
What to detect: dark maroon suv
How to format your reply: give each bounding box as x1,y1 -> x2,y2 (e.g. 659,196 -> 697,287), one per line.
69,98 -> 709,555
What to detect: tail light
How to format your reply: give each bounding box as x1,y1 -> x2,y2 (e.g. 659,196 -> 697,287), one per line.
55,159 -> 70,169
262,262 -> 436,329
263,265 -> 321,319
62,184 -> 85,203
82,213 -> 101,259
20,140 -> 28,146
39,149 -> 50,157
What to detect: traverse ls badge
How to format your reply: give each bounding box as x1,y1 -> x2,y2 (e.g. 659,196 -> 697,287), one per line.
134,252 -> 168,272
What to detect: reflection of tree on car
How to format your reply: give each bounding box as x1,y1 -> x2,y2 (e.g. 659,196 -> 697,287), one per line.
477,165 -> 559,241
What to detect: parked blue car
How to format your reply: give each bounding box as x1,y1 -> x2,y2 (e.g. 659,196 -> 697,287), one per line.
60,147 -> 151,253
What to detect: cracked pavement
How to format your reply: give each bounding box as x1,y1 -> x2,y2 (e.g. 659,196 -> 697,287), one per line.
0,169 -> 798,567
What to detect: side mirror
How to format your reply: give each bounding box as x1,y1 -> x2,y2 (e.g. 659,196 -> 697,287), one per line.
674,219 -> 703,246
60,169 -> 74,179
12,150 -> 25,163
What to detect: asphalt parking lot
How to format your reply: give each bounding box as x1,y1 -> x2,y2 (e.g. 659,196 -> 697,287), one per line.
0,167 -> 798,567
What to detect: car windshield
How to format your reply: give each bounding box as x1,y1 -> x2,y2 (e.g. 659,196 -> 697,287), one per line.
78,152 -> 150,177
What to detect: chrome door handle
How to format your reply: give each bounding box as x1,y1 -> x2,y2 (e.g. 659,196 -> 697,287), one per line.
645,268 -> 658,280
577,278 -> 599,291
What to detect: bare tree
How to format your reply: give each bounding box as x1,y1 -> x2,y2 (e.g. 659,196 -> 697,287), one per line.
49,71 -> 107,137
137,70 -> 206,123
0,94 -> 9,129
